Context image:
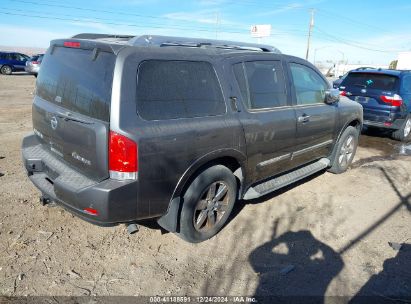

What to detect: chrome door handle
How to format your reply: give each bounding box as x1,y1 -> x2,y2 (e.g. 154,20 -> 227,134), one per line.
298,115 -> 310,123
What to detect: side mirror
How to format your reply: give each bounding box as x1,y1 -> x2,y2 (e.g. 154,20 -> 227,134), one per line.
338,75 -> 343,79
325,89 -> 340,104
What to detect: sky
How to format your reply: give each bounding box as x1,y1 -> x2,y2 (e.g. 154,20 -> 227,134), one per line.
1,0 -> 411,64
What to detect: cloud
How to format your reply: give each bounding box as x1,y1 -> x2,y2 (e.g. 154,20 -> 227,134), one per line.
164,10 -> 220,25
254,0 -> 326,17
0,24 -> 72,47
255,2 -> 304,17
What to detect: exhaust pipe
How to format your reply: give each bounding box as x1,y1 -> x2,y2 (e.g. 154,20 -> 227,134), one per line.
40,195 -> 51,206
126,223 -> 139,235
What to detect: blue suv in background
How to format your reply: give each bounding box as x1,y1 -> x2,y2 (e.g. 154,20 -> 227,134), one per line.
338,69 -> 411,141
0,51 -> 30,75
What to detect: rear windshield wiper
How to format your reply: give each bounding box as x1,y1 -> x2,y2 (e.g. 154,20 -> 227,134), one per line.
353,84 -> 367,88
56,112 -> 94,124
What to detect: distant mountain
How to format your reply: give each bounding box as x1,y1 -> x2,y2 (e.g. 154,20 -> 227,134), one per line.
0,45 -> 47,56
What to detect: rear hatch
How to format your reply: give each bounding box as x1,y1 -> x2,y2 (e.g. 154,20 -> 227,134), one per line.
340,72 -> 400,123
33,41 -> 116,181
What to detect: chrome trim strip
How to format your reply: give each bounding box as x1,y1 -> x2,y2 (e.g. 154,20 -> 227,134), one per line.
292,140 -> 333,158
257,153 -> 291,168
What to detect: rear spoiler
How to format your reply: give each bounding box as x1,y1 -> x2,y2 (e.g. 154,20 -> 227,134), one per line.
49,38 -> 125,55
71,33 -> 134,40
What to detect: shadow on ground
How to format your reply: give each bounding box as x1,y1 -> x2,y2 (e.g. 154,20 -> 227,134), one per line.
350,243 -> 411,304
249,228 -> 343,303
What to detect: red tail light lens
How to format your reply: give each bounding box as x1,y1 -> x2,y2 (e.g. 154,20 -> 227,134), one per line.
109,131 -> 138,180
31,61 -> 39,64
380,94 -> 402,107
64,41 -> 81,48
339,91 -> 347,96
83,208 -> 98,216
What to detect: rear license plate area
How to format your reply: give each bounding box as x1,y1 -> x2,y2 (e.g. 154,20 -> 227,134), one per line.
355,96 -> 369,103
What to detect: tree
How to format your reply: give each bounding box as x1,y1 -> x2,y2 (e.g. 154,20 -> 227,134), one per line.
389,60 -> 398,70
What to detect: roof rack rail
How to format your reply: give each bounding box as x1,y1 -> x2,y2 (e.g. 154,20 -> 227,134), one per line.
71,33 -> 134,40
127,35 -> 281,53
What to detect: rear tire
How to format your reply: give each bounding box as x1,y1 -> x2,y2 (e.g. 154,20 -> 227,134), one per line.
392,116 -> 411,142
328,126 -> 359,174
0,65 -> 12,75
177,165 -> 237,243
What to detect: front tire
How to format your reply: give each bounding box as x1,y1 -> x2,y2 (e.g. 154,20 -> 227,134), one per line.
177,165 -> 237,243
328,126 -> 359,174
392,116 -> 411,142
0,65 -> 12,75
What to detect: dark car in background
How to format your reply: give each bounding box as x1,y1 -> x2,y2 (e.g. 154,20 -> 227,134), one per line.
0,51 -> 30,75
333,68 -> 375,89
333,72 -> 348,89
25,54 -> 44,77
339,69 -> 411,141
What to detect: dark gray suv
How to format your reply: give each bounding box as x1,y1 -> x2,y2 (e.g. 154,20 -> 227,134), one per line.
22,34 -> 363,242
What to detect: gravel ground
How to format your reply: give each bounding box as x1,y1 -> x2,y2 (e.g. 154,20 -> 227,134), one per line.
0,74 -> 410,301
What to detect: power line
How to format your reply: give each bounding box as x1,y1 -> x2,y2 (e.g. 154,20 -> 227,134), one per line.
314,27 -> 404,53
0,10 -> 308,38
0,10 -> 244,34
8,0 -> 169,21
316,8 -> 386,32
0,6 -> 244,33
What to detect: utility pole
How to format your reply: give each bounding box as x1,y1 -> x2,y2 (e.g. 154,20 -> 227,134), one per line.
305,9 -> 315,60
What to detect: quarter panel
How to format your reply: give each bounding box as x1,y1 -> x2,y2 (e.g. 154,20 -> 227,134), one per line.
113,48 -> 246,218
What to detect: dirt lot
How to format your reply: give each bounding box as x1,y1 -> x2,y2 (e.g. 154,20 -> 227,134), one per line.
0,74 -> 410,301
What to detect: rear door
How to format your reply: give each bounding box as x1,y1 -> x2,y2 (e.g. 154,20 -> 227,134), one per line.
12,53 -> 27,71
229,56 -> 297,182
340,72 -> 400,123
33,45 -> 116,181
288,61 -> 337,166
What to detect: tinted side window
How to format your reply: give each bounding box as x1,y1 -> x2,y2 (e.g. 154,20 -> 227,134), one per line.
137,60 -> 225,120
234,61 -> 287,109
290,63 -> 327,105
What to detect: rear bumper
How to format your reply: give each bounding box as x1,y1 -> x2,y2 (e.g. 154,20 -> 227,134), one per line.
363,118 -> 405,130
24,66 -> 39,74
22,133 -> 139,226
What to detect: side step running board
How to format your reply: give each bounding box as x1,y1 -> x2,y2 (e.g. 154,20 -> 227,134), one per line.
243,158 -> 330,200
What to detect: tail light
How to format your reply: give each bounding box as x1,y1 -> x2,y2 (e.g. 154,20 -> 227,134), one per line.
109,131 -> 138,180
380,94 -> 402,107
339,91 -> 347,96
64,41 -> 81,48
83,208 -> 98,216
31,61 -> 39,65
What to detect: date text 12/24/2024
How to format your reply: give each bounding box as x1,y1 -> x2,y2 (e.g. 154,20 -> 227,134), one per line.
149,296 -> 258,303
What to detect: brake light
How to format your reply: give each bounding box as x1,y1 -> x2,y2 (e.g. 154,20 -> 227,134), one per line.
109,131 -> 138,180
63,41 -> 81,48
380,94 -> 402,107
32,61 -> 39,64
340,91 -> 347,96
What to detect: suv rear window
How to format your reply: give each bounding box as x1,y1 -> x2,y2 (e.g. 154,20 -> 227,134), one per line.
341,72 -> 398,91
136,60 -> 225,120
36,47 -> 115,122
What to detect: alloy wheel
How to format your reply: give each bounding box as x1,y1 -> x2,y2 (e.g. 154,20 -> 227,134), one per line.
404,119 -> 411,138
338,135 -> 355,167
193,181 -> 230,232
